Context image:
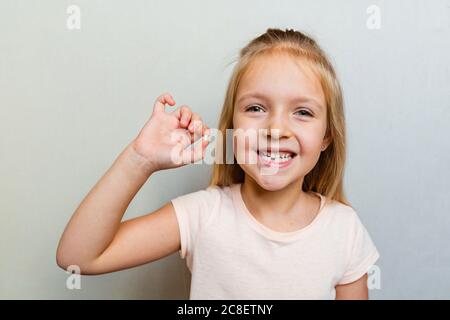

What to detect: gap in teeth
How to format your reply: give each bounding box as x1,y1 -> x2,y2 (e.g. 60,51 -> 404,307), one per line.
260,151 -> 293,161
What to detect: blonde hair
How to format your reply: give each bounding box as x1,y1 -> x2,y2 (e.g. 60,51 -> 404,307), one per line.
209,28 -> 351,207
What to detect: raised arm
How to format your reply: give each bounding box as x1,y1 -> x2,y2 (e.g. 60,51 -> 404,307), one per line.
56,93 -> 210,275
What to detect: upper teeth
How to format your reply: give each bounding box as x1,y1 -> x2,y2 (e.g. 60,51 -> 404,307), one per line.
260,151 -> 293,159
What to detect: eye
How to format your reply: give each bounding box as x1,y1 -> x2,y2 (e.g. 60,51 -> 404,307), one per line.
246,105 -> 265,113
295,109 -> 313,117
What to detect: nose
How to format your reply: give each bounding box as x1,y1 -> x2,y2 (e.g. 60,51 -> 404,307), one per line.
266,111 -> 293,140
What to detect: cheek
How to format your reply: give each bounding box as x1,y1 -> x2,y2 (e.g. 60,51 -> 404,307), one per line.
294,130 -> 325,155
232,115 -> 260,154
233,114 -> 256,130
233,131 -> 258,165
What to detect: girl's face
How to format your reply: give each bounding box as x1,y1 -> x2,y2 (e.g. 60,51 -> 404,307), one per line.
232,53 -> 329,191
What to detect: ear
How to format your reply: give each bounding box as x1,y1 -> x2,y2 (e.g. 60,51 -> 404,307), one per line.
321,135 -> 332,152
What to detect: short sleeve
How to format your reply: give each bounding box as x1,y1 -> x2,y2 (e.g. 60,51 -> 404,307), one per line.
337,209 -> 380,285
170,186 -> 219,267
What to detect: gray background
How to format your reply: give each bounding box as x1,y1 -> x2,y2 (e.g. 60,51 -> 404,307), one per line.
1,0 -> 449,299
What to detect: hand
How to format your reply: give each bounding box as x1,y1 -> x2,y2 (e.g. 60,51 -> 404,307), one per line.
131,92 -> 211,171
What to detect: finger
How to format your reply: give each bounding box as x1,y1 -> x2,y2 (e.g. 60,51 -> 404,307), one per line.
194,121 -> 207,143
170,129 -> 191,149
179,106 -> 192,128
188,117 -> 204,145
190,121 -> 210,144
182,133 -> 210,164
169,130 -> 192,166
152,92 -> 176,115
202,124 -> 210,136
188,114 -> 203,133
170,107 -> 181,120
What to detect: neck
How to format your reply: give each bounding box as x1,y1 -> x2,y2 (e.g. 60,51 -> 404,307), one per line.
240,175 -> 309,218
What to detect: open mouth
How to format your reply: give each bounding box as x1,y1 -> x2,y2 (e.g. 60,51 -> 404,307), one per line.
256,149 -> 298,168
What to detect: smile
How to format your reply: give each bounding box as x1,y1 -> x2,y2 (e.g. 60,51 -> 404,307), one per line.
256,150 -> 297,169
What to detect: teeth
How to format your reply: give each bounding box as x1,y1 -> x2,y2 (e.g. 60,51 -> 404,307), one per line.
259,151 -> 294,161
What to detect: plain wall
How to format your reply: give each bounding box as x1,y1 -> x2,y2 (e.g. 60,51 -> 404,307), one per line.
1,0 -> 449,299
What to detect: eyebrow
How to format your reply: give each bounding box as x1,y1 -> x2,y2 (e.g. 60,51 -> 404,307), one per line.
237,92 -> 324,111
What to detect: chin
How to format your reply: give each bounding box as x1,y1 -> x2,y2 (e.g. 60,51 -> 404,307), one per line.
257,180 -> 288,191
245,167 -> 294,191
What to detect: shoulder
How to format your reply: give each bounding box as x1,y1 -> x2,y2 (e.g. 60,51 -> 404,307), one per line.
321,198 -> 370,241
325,198 -> 378,254
324,199 -> 361,228
170,184 -> 227,216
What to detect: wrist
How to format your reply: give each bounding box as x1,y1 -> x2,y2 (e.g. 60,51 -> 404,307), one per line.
124,140 -> 158,176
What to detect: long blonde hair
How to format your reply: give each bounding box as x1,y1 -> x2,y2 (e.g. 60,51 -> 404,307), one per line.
209,28 -> 351,207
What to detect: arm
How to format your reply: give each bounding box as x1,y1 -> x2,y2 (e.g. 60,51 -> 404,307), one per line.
335,273 -> 369,300
56,143 -> 180,275
56,93 -> 210,275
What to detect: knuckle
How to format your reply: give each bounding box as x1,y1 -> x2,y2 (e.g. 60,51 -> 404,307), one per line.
158,92 -> 168,100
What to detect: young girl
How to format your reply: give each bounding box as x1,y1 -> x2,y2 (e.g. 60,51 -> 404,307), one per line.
57,28 -> 379,300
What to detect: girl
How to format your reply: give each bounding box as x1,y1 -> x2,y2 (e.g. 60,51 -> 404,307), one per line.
57,28 -> 380,300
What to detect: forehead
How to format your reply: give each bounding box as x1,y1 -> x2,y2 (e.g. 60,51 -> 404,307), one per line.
236,53 -> 326,107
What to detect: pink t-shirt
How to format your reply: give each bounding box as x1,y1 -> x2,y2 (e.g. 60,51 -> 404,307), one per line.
171,183 -> 380,299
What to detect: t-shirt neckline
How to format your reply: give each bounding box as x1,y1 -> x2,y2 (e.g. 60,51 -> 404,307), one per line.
231,183 -> 329,242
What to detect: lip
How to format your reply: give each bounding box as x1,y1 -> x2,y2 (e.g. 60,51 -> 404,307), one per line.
256,150 -> 297,169
258,147 -> 297,155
